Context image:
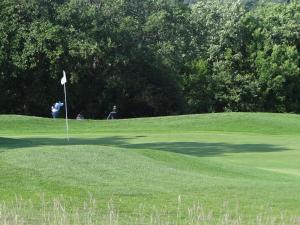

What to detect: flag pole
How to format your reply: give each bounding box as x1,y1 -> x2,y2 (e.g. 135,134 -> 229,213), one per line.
62,70 -> 69,142
63,83 -> 69,141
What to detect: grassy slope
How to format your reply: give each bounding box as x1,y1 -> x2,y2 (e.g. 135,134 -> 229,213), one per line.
0,113 -> 300,221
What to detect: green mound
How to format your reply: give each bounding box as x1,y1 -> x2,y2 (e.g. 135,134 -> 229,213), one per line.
0,113 -> 299,224
1,112 -> 300,135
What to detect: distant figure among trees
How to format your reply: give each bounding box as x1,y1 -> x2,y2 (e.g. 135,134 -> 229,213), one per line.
76,113 -> 84,120
107,105 -> 117,120
51,101 -> 64,118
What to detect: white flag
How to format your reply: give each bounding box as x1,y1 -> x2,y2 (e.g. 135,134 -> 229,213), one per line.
61,70 -> 67,85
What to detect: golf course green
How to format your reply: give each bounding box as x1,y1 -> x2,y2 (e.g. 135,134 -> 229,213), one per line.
0,113 -> 299,224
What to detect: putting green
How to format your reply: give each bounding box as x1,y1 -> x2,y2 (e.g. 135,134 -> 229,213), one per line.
0,113 -> 299,223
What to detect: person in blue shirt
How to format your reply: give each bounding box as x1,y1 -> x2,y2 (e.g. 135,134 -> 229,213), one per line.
107,105 -> 117,120
51,101 -> 64,118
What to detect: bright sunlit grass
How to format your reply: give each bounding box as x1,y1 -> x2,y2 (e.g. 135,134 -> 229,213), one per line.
0,113 -> 300,224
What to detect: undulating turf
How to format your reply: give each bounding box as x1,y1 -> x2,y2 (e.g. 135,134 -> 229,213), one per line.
0,113 -> 300,224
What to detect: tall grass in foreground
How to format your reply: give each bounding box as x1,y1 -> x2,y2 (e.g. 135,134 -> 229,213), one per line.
0,196 -> 299,225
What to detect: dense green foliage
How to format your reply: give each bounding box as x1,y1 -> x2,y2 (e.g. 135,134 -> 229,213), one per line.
0,0 -> 299,118
0,113 -> 300,223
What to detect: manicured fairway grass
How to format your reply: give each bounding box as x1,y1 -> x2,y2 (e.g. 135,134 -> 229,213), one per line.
0,113 -> 300,224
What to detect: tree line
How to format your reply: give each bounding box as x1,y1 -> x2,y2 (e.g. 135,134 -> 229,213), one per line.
0,0 -> 299,118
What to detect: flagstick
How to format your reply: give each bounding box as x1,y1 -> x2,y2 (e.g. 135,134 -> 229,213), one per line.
63,83 -> 69,141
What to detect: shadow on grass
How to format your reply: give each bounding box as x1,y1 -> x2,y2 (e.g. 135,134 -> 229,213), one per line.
0,136 -> 289,157
123,142 -> 288,157
0,136 -> 130,149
